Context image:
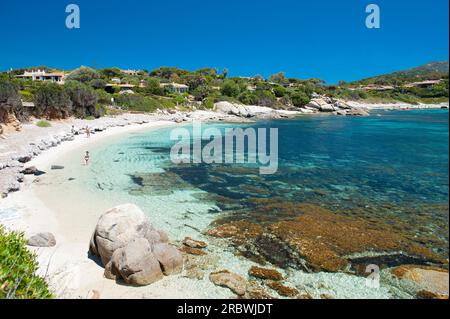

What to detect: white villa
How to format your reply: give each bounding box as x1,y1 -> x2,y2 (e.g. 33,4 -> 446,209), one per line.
16,69 -> 65,83
120,69 -> 140,75
160,82 -> 189,94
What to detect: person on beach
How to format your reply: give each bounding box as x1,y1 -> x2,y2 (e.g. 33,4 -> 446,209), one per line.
85,126 -> 91,138
84,151 -> 90,166
71,125 -> 76,134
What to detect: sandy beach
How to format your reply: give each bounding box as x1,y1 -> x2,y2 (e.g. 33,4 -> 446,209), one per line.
0,113 -> 246,299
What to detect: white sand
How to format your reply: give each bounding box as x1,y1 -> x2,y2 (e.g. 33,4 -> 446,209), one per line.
0,118 -> 238,299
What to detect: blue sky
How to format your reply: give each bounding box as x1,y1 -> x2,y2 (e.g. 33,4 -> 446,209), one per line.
0,0 -> 448,83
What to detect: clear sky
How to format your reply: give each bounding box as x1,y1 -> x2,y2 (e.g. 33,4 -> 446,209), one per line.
0,0 -> 448,83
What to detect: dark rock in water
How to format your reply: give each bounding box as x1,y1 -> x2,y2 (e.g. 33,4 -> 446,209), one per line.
252,234 -> 307,270
51,165 -> 64,170
22,166 -> 46,176
27,232 -> 56,247
349,253 -> 440,276
68,177 -> 76,181
18,156 -> 32,163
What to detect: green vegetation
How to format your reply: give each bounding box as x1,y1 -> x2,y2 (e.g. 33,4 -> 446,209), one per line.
0,225 -> 53,299
0,76 -> 24,122
351,61 -> 449,86
0,62 -> 448,127
36,120 -> 51,127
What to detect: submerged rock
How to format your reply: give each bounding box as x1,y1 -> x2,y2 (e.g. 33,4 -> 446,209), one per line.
240,280 -> 275,299
391,265 -> 449,299
180,245 -> 207,256
209,270 -> 248,296
182,237 -> 208,249
207,202 -> 443,273
248,266 -> 283,281
27,232 -> 56,247
267,281 -> 299,297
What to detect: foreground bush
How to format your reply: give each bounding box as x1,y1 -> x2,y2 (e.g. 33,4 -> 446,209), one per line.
0,226 -> 53,299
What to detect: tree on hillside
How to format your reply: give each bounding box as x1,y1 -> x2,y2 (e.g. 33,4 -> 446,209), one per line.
34,83 -> 72,119
222,68 -> 229,79
269,72 -> 286,84
65,67 -> 102,83
273,85 -> 286,98
0,78 -> 24,123
221,80 -> 241,98
142,78 -> 166,96
99,68 -> 122,79
64,82 -> 99,118
192,84 -> 212,101
184,74 -> 207,91
290,91 -> 311,108
89,78 -> 107,89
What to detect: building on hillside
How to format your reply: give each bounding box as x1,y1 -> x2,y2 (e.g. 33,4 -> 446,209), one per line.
120,69 -> 140,75
160,82 -> 189,94
111,77 -> 121,84
403,80 -> 442,89
16,69 -> 65,83
105,83 -> 136,94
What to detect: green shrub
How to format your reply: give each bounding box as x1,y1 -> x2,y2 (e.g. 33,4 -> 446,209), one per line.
64,81 -> 99,118
221,80 -> 241,98
36,120 -> 51,127
290,91 -> 311,107
115,94 -> 162,112
0,78 -> 26,122
34,83 -> 72,119
19,90 -> 33,102
0,225 -> 53,299
202,96 -> 215,109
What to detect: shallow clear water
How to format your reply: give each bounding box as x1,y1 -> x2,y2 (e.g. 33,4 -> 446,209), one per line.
76,110 -> 449,252
47,109 -> 448,298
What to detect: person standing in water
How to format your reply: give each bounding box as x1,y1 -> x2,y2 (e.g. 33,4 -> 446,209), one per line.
84,151 -> 90,166
86,126 -> 91,138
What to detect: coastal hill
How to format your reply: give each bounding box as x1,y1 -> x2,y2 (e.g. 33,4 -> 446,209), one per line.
1,62 -> 449,132
350,61 -> 449,86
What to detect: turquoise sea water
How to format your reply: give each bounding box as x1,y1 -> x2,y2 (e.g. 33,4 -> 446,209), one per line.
84,110 -> 449,249
46,109 -> 448,298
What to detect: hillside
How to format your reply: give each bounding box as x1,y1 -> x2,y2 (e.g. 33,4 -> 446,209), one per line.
352,61 -> 449,86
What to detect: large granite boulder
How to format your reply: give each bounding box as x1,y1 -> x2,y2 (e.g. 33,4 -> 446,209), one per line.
89,204 -> 183,286
109,238 -> 164,286
90,204 -> 155,265
152,242 -> 183,275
